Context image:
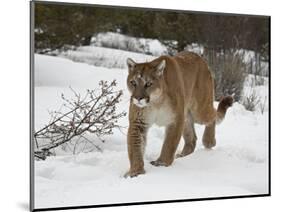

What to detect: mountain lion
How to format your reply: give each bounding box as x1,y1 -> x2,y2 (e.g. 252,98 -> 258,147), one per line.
125,51 -> 233,177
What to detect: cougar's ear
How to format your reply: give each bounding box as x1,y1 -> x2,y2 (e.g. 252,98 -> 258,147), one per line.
126,58 -> 136,72
155,60 -> 166,77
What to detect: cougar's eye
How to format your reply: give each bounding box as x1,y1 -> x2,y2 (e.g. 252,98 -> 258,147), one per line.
145,82 -> 152,88
130,80 -> 137,87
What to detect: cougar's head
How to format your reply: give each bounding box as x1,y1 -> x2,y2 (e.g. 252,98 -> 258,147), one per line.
126,58 -> 166,108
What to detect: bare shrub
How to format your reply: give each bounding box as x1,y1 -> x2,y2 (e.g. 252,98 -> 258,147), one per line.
242,89 -> 261,111
253,74 -> 266,86
34,80 -> 126,160
204,48 -> 247,102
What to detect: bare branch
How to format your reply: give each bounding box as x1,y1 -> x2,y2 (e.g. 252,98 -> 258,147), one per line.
34,80 -> 126,159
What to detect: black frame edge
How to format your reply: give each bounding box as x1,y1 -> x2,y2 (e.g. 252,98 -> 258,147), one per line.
33,194 -> 270,211
32,0 -> 270,18
268,16 -> 271,196
30,1 -> 35,211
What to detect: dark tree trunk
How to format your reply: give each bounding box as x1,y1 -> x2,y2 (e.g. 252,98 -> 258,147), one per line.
176,40 -> 187,52
81,35 -> 92,46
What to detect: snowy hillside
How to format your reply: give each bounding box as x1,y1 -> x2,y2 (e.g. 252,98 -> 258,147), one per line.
34,53 -> 269,209
59,46 -> 156,69
91,32 -> 168,56
57,32 -> 269,76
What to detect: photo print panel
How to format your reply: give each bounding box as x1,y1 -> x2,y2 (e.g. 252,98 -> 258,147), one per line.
30,1 -> 270,211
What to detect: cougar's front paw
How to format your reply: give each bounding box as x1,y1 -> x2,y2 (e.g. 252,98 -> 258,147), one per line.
124,169 -> 145,178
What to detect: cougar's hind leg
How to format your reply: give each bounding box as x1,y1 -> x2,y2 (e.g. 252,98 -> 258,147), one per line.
202,96 -> 233,149
202,120 -> 216,149
197,104 -> 216,149
176,111 -> 197,158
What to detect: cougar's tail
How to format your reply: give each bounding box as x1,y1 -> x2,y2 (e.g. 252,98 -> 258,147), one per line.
216,96 -> 234,124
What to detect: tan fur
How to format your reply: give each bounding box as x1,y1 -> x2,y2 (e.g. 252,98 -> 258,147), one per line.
124,52 -> 233,177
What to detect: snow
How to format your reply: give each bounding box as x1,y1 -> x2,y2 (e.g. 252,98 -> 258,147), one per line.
242,74 -> 269,113
91,32 -> 168,56
34,52 -> 269,209
139,38 -> 168,56
236,50 -> 269,76
185,43 -> 204,55
59,32 -> 168,69
59,46 -> 155,69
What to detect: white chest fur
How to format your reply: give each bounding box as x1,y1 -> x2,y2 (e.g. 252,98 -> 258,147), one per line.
147,102 -> 175,127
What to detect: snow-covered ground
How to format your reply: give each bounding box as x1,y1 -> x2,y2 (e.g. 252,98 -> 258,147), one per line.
34,52 -> 269,209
